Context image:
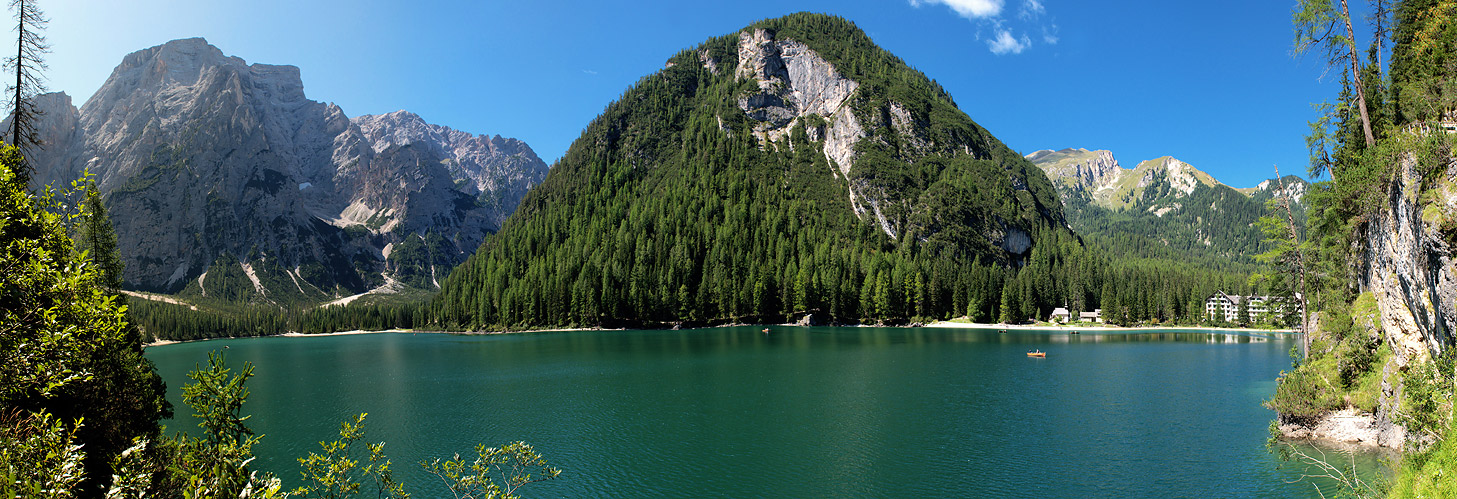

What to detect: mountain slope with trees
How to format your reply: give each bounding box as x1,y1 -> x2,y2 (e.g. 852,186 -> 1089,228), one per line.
428,13 -> 1077,329
1028,147 -> 1307,267
423,14 -> 1258,331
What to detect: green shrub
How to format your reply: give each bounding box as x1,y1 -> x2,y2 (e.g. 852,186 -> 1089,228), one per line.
1267,354 -> 1347,422
1387,418 -> 1457,499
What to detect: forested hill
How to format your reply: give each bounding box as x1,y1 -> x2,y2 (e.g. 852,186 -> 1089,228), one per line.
427,13 -> 1073,329
1028,148 -> 1308,267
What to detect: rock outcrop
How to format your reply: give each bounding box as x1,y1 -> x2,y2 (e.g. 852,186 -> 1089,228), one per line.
353,111 -> 548,227
735,28 -> 885,232
1026,147 -> 1296,263
1363,153 -> 1457,366
18,38 -> 548,299
1025,148 -> 1229,211
734,27 -> 1060,254
1360,151 -> 1457,449
1025,148 -> 1124,203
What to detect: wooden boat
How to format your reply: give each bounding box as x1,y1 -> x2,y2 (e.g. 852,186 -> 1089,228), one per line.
1026,350 -> 1046,358
1069,330 -> 1080,335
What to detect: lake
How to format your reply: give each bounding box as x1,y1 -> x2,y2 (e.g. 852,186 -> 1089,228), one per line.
145,326 -> 1371,498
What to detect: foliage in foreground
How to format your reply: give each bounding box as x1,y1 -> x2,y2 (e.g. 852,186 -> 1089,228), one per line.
1387,418 -> 1457,499
8,351 -> 562,499
0,140 -> 559,498
0,144 -> 170,497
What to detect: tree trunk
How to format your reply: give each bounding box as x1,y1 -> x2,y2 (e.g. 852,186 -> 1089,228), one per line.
12,0 -> 23,148
1342,0 -> 1377,147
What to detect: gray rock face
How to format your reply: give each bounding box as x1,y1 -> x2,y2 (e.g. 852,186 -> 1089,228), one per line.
23,38 -> 548,297
353,111 -> 548,227
1364,153 -> 1457,365
1360,148 -> 1457,449
736,28 -> 889,236
736,28 -> 863,175
1025,148 -> 1124,201
731,28 -> 1060,258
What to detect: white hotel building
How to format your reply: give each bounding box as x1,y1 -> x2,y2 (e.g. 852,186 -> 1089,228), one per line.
1205,291 -> 1303,323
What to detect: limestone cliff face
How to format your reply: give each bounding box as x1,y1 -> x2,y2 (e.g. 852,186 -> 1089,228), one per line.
22,38 -> 548,298
1024,148 -> 1124,203
1364,157 -> 1456,366
1349,148 -> 1457,449
353,111 -> 548,227
733,28 -> 1055,254
735,28 -> 881,229
1026,148 -> 1228,212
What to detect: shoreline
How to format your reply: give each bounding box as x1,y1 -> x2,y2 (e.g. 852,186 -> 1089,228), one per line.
144,322 -> 1291,348
922,320 -> 1297,334
144,326 -> 624,348
1275,408 -> 1412,454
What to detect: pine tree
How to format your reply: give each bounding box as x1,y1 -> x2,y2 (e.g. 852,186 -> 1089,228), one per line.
76,180 -> 124,290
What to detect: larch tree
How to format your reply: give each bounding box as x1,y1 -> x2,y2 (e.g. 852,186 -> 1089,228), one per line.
1295,0 -> 1377,154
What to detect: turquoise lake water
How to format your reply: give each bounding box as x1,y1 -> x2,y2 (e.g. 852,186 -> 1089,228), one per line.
145,326 -> 1378,498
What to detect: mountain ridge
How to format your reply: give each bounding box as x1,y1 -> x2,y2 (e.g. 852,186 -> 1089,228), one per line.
1027,147 -> 1307,264
16,37 -> 549,302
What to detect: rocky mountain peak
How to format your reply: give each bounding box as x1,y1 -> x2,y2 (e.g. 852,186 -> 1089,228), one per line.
1255,176 -> 1308,204
24,38 -> 549,300
1024,148 -> 1124,199
1136,156 -> 1207,196
352,111 -> 549,226
120,37 -> 244,86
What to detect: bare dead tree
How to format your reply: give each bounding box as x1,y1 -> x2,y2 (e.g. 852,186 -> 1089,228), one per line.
1275,165 -> 1312,358
1369,0 -> 1391,73
4,0 -> 47,185
1276,442 -> 1378,498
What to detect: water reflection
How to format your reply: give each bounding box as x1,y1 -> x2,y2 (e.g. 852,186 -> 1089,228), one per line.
146,327 -> 1340,498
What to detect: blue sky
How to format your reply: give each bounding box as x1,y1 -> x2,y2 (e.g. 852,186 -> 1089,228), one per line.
37,0 -> 1362,188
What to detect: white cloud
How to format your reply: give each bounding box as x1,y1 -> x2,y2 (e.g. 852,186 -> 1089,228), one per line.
911,0 -> 1053,55
988,30 -> 1031,55
911,0 -> 1004,19
1021,0 -> 1045,19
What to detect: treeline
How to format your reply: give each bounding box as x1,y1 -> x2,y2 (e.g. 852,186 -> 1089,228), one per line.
127,299 -> 420,341
126,227 -> 1255,341
425,219 -> 1252,330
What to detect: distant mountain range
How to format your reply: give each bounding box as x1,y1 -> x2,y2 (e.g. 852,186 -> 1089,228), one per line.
1027,147 -> 1306,264
14,38 -> 548,302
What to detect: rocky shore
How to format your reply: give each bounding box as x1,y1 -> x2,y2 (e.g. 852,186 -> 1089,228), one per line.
1277,407 -> 1429,451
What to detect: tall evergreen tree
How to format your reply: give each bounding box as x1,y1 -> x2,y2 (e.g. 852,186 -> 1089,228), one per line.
1294,0 -> 1378,153
75,180 -> 124,290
